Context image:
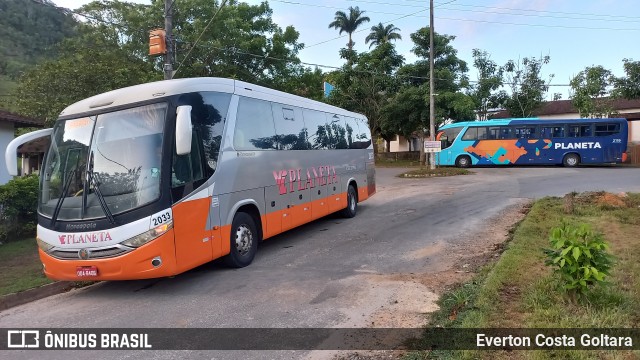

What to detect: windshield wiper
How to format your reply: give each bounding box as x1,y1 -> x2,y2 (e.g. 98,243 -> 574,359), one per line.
88,152 -> 116,225
88,172 -> 116,225
50,170 -> 76,227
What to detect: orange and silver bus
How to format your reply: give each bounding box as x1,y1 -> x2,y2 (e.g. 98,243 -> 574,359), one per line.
6,78 -> 376,280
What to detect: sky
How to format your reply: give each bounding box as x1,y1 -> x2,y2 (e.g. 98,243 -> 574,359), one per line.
53,0 -> 640,99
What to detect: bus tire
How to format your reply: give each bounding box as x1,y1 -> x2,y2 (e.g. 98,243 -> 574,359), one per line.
340,185 -> 358,218
563,153 -> 580,167
455,155 -> 471,168
224,212 -> 259,268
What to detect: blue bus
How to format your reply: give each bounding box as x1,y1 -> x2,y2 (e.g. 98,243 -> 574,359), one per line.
435,118 -> 628,167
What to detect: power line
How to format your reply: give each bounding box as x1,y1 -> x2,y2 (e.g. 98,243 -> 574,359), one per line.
269,0 -> 640,33
205,44 -> 572,87
430,1 -> 640,21
335,0 -> 640,24
174,0 -> 228,77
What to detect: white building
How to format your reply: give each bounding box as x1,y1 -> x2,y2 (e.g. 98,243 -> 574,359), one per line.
0,109 -> 44,184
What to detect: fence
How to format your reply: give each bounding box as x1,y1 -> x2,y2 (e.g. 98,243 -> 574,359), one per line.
376,151 -> 420,161
628,144 -> 640,165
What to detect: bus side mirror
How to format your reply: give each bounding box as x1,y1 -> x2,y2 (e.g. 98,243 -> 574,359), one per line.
175,105 -> 192,155
5,128 -> 53,176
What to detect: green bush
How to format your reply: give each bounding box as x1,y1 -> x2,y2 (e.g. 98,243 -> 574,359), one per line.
0,175 -> 39,241
543,222 -> 614,301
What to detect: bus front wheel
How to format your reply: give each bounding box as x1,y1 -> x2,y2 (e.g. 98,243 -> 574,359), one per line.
563,153 -> 580,167
455,155 -> 471,168
224,212 -> 259,268
340,185 -> 358,218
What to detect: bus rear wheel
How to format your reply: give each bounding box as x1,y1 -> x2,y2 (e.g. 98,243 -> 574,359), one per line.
455,155 -> 471,168
340,185 -> 358,218
563,153 -> 580,167
224,212 -> 259,268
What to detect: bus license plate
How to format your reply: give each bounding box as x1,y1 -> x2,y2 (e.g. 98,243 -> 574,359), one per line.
76,266 -> 98,277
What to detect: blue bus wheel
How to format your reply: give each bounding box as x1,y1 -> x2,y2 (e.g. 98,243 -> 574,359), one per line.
455,156 -> 471,168
563,153 -> 580,167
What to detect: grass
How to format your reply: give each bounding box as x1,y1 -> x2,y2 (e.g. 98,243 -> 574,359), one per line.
397,167 -> 472,178
0,238 -> 52,296
408,192 -> 640,360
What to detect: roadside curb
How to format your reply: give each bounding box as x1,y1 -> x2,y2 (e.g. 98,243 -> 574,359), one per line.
0,282 -> 75,312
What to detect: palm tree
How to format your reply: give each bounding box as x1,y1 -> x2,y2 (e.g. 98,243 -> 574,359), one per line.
328,6 -> 370,51
365,23 -> 402,48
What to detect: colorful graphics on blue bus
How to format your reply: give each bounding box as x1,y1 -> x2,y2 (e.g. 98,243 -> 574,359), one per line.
436,119 -> 628,167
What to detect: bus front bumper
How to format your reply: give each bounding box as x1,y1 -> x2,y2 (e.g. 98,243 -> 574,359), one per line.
39,230 -> 178,281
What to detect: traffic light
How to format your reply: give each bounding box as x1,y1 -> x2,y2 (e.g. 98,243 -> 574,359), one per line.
149,29 -> 167,56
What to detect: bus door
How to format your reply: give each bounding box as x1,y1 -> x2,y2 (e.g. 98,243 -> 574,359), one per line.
171,131 -> 214,271
436,131 -> 452,164
595,123 -> 622,162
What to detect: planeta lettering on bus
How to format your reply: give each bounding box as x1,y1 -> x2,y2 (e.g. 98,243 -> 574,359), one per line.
58,232 -> 113,245
554,142 -> 602,150
273,165 -> 339,195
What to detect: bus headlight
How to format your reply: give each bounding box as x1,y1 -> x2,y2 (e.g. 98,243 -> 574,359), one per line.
121,221 -> 173,248
36,237 -> 55,252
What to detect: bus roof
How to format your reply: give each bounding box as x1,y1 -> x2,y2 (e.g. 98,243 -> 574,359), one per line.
439,118 -> 627,130
59,77 -> 365,120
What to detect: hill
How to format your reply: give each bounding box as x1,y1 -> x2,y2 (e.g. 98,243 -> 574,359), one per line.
0,0 -> 77,103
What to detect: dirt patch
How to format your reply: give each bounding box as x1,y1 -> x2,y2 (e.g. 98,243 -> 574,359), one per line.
597,192 -> 628,208
576,191 -> 630,208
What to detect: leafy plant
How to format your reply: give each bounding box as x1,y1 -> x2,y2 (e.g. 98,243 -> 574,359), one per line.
0,175 -> 39,241
543,222 -> 614,301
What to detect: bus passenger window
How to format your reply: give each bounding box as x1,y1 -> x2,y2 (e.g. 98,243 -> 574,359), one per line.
542,126 -> 565,138
303,109 -> 330,149
462,128 -> 477,140
272,104 -> 309,150
354,118 -> 372,149
235,97 -> 278,150
515,127 -> 535,139
489,127 -> 511,140
477,127 -> 488,140
569,126 -> 580,137
345,117 -> 360,149
595,123 -> 620,136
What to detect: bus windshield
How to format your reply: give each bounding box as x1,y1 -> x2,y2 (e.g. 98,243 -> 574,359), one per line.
40,103 -> 167,221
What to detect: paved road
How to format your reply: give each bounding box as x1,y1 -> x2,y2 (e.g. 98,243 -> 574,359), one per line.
1,166 -> 639,359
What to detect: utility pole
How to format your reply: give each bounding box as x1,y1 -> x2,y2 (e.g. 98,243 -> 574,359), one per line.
164,0 -> 173,80
428,0 -> 436,170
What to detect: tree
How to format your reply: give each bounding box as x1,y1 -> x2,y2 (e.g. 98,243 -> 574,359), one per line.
502,55 -> 554,117
468,49 -> 504,120
381,27 -> 474,162
12,30 -> 159,124
79,0 -> 314,92
365,23 -> 401,49
570,65 -> 615,118
613,58 -> 640,99
327,42 -> 404,152
12,0 -> 321,122
328,6 -> 370,51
